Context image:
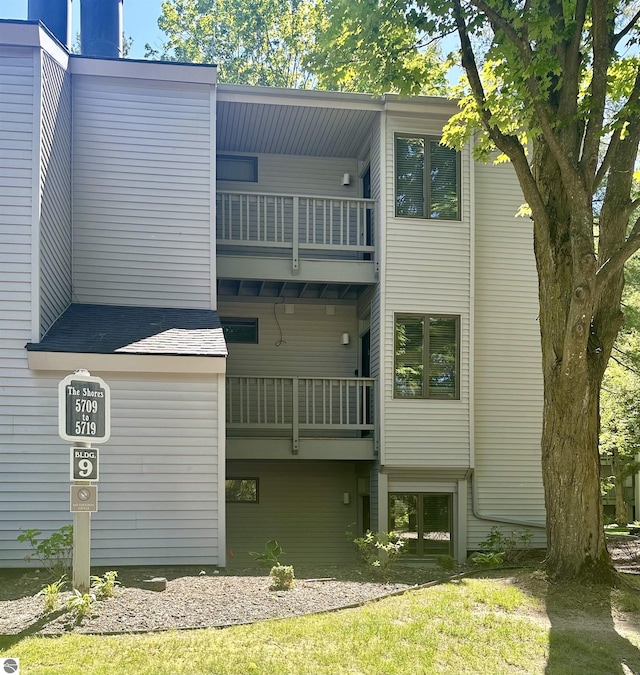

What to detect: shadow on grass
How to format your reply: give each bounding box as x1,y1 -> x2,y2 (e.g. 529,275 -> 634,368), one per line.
544,582 -> 640,675
0,609 -> 67,652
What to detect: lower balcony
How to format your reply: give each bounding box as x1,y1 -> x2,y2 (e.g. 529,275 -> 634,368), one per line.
226,376 -> 375,460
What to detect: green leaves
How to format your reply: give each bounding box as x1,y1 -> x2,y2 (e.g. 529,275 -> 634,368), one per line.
150,0 -> 322,87
249,539 -> 284,567
309,0 -> 448,94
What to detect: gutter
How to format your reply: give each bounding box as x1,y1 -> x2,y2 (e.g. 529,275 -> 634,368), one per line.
468,468 -> 545,530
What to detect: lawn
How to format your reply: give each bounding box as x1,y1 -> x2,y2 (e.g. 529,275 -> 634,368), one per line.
2,571 -> 640,675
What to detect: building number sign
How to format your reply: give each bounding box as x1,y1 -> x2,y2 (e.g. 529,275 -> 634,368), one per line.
70,447 -> 99,481
58,372 -> 111,443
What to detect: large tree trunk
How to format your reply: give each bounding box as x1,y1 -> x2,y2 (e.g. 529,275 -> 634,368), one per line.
532,144 -> 622,583
611,448 -> 629,527
541,368 -> 614,581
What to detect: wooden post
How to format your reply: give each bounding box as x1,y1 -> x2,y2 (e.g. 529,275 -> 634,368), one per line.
73,439 -> 92,593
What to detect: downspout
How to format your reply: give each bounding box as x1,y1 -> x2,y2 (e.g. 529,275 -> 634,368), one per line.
468,133 -> 544,532
377,106 -> 388,533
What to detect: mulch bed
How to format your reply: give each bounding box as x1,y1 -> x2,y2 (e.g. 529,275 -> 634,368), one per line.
0,564 -> 439,637
1,538 -> 638,637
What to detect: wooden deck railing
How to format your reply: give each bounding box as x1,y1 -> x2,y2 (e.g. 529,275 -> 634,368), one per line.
226,376 -> 375,453
217,192 -> 375,269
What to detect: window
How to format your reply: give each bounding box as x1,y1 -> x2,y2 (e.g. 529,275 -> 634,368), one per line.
226,478 -> 258,503
389,493 -> 453,556
221,318 -> 258,344
217,155 -> 258,182
394,314 -> 459,399
395,135 -> 460,219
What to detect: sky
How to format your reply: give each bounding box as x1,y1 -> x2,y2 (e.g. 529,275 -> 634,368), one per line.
0,0 -> 463,83
0,0 -> 167,58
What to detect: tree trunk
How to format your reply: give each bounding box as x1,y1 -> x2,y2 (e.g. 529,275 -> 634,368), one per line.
541,371 -> 614,581
532,144 -> 620,583
611,448 -> 629,527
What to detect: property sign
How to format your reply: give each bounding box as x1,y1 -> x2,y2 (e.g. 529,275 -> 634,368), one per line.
70,447 -> 99,481
70,484 -> 98,513
59,372 -> 111,443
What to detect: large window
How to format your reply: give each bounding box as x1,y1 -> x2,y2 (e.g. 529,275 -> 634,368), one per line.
395,135 -> 460,220
394,314 -> 459,399
389,493 -> 453,557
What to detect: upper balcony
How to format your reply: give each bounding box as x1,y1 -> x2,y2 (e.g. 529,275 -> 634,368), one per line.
216,84 -> 382,293
216,191 -> 376,285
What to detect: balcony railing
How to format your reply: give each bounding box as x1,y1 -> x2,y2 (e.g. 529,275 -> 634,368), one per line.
226,376 -> 375,453
217,192 -> 375,269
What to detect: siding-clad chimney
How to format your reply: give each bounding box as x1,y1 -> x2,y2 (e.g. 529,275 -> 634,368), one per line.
80,0 -> 124,58
28,0 -> 72,50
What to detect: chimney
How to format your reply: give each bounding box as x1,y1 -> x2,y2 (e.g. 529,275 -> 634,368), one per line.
28,0 -> 72,50
80,0 -> 124,58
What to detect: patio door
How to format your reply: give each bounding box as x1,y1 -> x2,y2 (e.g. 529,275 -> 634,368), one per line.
388,493 -> 453,557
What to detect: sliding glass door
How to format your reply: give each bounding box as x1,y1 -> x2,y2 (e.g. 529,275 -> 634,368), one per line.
389,493 -> 453,557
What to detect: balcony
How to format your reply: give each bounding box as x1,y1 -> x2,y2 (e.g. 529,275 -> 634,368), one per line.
225,376 -> 376,460
216,192 -> 377,287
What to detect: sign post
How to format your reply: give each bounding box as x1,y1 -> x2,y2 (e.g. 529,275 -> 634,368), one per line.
59,370 -> 110,593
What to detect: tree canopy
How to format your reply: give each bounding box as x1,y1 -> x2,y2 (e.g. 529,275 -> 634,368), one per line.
147,0 -> 322,87
149,0 -> 449,92
308,0 -> 448,94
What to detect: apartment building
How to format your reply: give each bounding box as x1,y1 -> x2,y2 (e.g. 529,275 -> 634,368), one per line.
0,0 -> 546,568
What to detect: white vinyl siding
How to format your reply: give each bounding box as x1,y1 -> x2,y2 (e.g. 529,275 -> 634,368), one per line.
0,46 -> 37,564
226,460 -> 359,565
468,157 -> 545,546
40,52 -> 71,335
3,372 -> 223,567
382,113 -> 471,468
217,153 -> 359,198
218,300 -> 358,377
72,76 -> 213,309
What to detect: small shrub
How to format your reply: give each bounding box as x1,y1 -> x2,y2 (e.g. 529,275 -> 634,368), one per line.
17,525 -> 73,577
37,575 -> 66,613
67,589 -> 94,623
479,526 -> 532,563
250,540 -> 284,567
90,571 -> 120,600
269,564 -> 295,590
350,530 -> 405,577
472,551 -> 505,568
436,554 -> 458,572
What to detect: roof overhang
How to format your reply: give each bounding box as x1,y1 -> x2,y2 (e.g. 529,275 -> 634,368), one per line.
28,351 -> 226,374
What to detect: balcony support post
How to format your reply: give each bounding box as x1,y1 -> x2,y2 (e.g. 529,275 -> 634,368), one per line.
292,196 -> 299,273
292,377 -> 299,454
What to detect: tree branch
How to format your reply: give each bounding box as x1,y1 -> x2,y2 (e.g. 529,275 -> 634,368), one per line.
595,126 -> 622,191
596,214 -> 640,292
612,347 -> 640,377
580,0 -> 612,191
613,8 -> 640,49
594,64 -> 640,189
470,0 -> 586,199
452,0 -> 552,262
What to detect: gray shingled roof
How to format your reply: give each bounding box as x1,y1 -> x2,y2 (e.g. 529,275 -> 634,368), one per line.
26,304 -> 227,357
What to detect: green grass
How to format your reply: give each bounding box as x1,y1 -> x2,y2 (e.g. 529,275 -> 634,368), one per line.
2,575 -> 640,675
605,525 -> 632,536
